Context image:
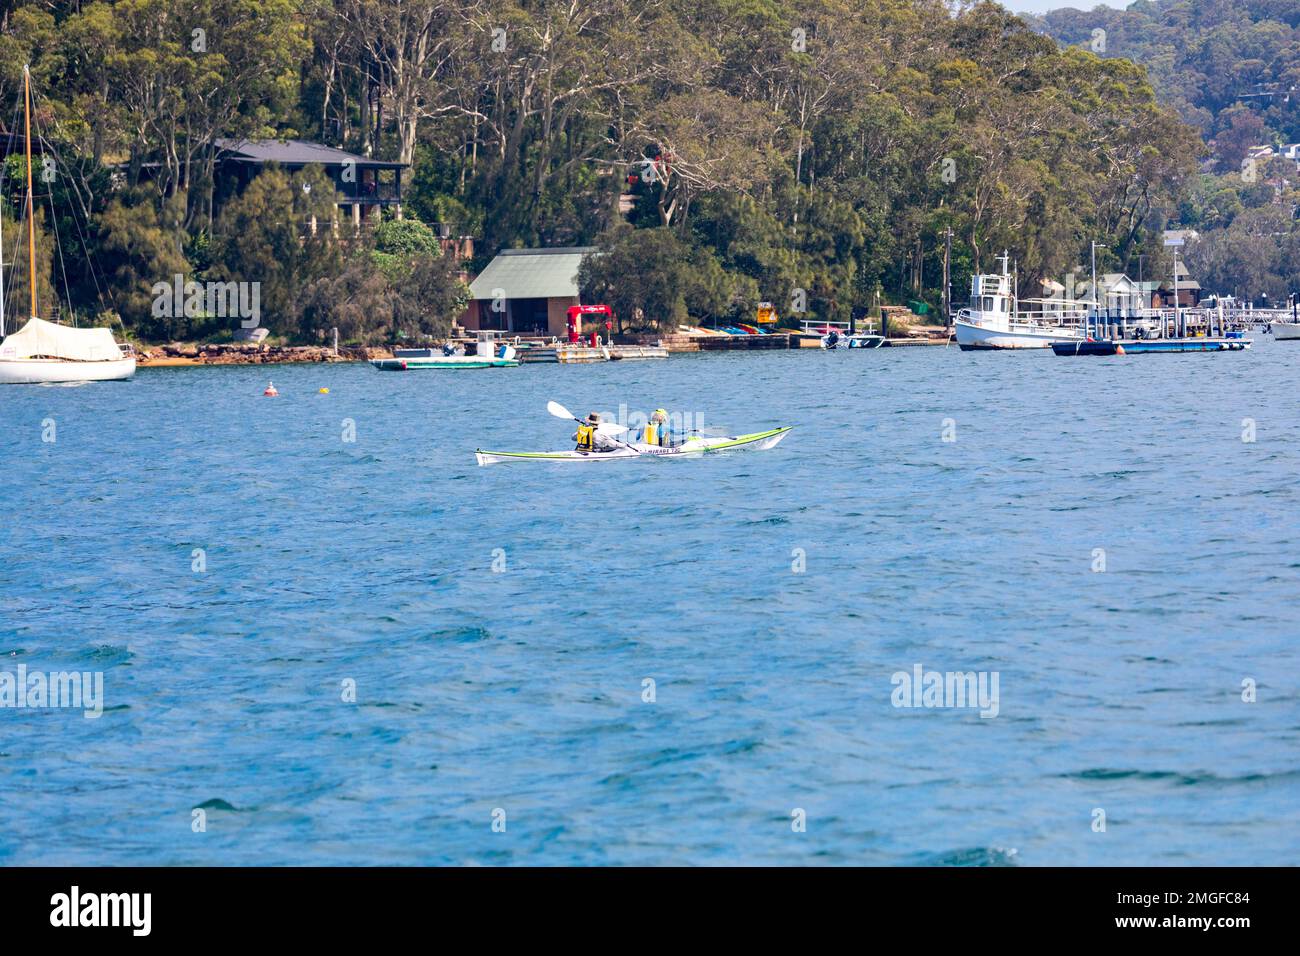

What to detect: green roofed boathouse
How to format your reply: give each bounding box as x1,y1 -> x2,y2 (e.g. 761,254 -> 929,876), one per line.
463,247 -> 596,338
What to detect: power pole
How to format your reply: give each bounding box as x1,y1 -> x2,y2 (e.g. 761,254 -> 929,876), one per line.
942,227 -> 952,330
1090,240 -> 1098,339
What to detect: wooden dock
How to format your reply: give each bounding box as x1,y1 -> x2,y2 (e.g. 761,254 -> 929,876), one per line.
519,344 -> 668,363
507,329 -> 952,358
695,333 -> 794,351
652,333 -> 795,353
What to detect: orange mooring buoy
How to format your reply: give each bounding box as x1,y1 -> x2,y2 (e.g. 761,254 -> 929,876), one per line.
1115,344 -> 1126,355
264,381 -> 279,396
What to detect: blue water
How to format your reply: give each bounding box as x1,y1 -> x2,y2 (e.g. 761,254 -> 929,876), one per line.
2,341 -> 1298,866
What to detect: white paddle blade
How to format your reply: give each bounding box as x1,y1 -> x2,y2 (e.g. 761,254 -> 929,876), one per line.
595,422 -> 628,437
546,400 -> 573,420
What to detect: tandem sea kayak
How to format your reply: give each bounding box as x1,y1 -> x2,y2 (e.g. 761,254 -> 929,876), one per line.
475,427 -> 791,466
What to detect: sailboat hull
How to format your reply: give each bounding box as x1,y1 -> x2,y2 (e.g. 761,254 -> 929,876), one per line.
0,356 -> 136,384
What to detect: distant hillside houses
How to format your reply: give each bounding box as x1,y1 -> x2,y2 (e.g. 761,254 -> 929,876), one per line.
1246,143 -> 1300,171
1242,144 -> 1299,204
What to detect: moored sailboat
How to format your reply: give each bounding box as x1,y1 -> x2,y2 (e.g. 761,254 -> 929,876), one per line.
0,66 -> 134,385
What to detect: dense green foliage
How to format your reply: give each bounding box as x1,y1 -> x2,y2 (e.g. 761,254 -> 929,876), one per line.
0,0 -> 1229,339
1038,0 -> 1300,300
1037,0 -> 1299,150
1181,159 -> 1300,300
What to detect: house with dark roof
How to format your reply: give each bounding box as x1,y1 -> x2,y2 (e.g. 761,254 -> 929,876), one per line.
1157,261 -> 1202,309
463,247 -> 596,336
213,138 -> 407,230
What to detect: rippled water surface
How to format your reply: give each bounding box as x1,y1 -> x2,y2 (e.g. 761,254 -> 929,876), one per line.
2,340 -> 1298,865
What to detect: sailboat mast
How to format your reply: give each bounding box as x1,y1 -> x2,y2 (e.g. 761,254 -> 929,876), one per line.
0,156 -> 5,339
24,65 -> 36,321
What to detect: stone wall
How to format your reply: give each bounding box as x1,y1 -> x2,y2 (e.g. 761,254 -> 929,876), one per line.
137,343 -> 393,366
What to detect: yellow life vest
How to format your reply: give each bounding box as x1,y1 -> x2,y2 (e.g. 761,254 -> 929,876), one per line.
643,423 -> 661,445
575,424 -> 596,451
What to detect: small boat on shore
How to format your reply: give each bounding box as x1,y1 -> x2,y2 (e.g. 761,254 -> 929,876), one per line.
846,333 -> 885,349
476,427 -> 791,466
801,321 -> 884,350
372,330 -> 519,369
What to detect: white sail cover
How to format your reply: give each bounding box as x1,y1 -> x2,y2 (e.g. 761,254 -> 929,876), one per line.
0,318 -> 124,361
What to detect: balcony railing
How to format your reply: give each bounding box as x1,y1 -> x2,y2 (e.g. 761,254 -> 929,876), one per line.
336,180 -> 400,203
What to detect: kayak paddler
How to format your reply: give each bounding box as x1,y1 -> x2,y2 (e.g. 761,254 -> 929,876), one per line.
574,412 -> 614,453
644,408 -> 671,446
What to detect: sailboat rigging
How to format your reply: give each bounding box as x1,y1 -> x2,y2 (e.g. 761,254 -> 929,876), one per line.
0,65 -> 134,384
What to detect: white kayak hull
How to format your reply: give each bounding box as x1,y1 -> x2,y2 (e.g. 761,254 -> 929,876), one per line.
0,356 -> 136,384
476,427 -> 791,466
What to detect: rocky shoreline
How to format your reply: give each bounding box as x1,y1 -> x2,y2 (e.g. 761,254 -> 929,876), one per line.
137,343 -> 394,367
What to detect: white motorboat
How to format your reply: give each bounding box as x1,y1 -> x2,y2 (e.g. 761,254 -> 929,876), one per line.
846,333 -> 885,349
1271,321 -> 1300,341
802,320 -> 883,350
372,330 -> 519,369
954,253 -> 1087,350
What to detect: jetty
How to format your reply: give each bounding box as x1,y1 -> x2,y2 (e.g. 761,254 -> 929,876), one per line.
1052,337 -> 1250,356
519,343 -> 668,363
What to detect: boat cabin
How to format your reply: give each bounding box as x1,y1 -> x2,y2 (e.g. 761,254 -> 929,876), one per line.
968,272 -> 1012,315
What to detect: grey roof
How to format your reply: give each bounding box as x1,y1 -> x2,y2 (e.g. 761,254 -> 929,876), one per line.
469,247 -> 597,300
215,138 -> 406,169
